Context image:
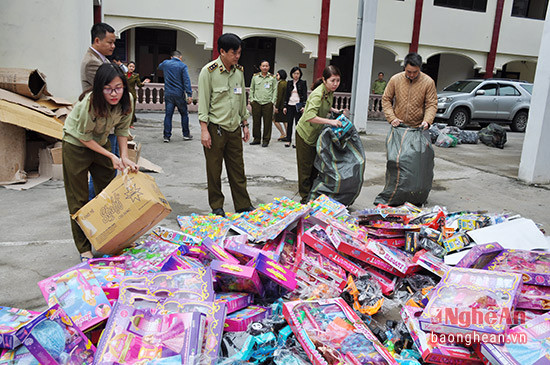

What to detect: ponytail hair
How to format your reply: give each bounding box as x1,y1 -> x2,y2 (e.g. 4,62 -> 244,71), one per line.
312,65 -> 342,90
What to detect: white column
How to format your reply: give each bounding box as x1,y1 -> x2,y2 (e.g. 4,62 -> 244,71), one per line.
0,1 -> 93,102
350,0 -> 379,132
518,6 -> 550,184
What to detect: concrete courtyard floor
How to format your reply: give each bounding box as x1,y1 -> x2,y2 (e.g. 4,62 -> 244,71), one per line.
1,111 -> 548,311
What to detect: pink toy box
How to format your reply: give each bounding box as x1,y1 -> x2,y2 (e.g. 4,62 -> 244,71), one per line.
88,257 -> 127,301
224,305 -> 271,332
419,267 -> 523,342
120,267 -> 214,295
401,304 -> 484,365
37,262 -> 111,331
224,236 -> 278,264
302,225 -> 366,277
215,292 -> 253,314
151,225 -> 201,245
15,304 -> 96,365
253,253 -> 297,292
0,307 -> 40,349
457,242 -> 550,287
94,301 -> 205,364
202,237 -> 240,264
364,239 -> 420,276
517,284 -> 550,310
283,298 -> 396,365
325,224 -> 404,276
210,260 -> 264,296
479,311 -> 550,365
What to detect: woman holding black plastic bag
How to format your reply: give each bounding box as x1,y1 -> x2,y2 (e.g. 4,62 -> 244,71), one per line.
294,65 -> 345,204
282,66 -> 307,148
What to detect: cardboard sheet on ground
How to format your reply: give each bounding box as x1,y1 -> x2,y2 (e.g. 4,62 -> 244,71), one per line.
467,218 -> 549,250
138,156 -> 164,173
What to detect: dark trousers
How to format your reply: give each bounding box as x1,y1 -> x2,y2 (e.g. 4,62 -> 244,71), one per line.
286,105 -> 302,144
164,94 -> 190,139
63,140 -> 116,254
251,101 -> 273,144
295,133 -> 318,204
203,123 -> 252,211
88,134 -> 118,200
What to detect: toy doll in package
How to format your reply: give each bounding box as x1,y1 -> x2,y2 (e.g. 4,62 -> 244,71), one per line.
15,304 -> 95,365
37,262 -> 111,331
94,302 -> 206,365
283,298 -> 396,364
480,311 -> 550,365
88,257 -> 127,300
0,307 -> 40,349
419,267 -> 523,341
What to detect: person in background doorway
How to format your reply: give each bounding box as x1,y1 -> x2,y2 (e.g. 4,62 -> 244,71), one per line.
249,60 -> 277,147
126,61 -> 150,126
198,33 -> 254,217
158,50 -> 193,142
372,71 -> 386,112
283,66 -> 307,148
62,64 -> 138,262
295,65 -> 344,204
273,69 -> 288,141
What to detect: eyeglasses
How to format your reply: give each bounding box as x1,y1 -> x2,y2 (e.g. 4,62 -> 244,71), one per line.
103,86 -> 124,95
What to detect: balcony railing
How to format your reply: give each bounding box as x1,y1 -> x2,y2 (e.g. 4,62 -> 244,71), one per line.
136,83 -> 385,119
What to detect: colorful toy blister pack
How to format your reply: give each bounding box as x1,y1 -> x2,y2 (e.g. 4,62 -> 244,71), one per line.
15,304 -> 95,365
37,262 -> 111,331
177,214 -> 233,246
283,298 -> 396,365
0,307 -> 40,349
94,302 -> 206,365
419,267 -> 523,340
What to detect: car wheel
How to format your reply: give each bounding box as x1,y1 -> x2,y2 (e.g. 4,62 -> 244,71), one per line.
449,108 -> 470,129
511,111 -> 528,132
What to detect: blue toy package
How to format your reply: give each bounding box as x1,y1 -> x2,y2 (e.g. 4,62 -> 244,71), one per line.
331,114 -> 353,139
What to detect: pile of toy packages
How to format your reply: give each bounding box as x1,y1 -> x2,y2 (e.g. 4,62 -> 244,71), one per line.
2,195 -> 550,365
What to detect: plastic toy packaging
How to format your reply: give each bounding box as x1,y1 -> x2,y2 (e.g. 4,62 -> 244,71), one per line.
340,274 -> 384,316
177,213 -> 233,245
15,304 -> 96,365
331,113 -> 353,139
120,238 -> 181,275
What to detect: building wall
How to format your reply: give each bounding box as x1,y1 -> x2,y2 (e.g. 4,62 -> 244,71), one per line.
176,31 -> 212,85
272,38 -> 316,84
436,53 -> 477,91
498,0 -> 546,58
0,0 -> 93,101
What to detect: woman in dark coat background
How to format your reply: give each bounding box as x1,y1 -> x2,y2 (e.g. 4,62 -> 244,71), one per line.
273,69 -> 288,141
282,66 -> 307,148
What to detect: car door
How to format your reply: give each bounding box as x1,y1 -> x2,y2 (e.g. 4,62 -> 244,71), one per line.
471,83 -> 498,120
496,83 -> 522,120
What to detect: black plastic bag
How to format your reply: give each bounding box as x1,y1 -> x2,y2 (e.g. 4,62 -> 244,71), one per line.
309,122 -> 366,206
478,123 -> 507,149
374,126 -> 434,206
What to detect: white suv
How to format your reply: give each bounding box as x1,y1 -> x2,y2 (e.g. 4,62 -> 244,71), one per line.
435,79 -> 533,132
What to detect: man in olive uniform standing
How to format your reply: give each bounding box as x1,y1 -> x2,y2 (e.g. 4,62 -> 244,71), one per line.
198,33 -> 254,217
249,60 -> 277,147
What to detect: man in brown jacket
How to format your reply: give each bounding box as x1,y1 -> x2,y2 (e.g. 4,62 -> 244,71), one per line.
382,53 -> 437,130
80,23 -> 116,92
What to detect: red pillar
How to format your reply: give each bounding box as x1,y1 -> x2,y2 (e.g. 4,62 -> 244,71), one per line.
409,0 -> 424,53
485,0 -> 505,78
212,0 -> 224,59
93,5 -> 102,24
314,0 -> 331,81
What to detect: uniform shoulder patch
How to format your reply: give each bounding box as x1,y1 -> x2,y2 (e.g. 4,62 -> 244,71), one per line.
235,64 -> 244,72
208,63 -> 218,72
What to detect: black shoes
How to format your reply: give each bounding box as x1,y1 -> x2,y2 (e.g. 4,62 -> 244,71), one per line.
236,206 -> 255,213
250,140 -> 261,145
261,142 -> 268,147
212,208 -> 226,217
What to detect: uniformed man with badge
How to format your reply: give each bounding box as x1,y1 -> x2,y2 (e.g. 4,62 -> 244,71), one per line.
198,33 -> 254,217
249,60 -> 277,147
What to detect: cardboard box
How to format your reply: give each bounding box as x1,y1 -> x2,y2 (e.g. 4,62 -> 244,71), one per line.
127,141 -> 141,163
0,68 -> 48,99
73,171 -> 172,254
0,122 -> 25,184
50,145 -> 62,164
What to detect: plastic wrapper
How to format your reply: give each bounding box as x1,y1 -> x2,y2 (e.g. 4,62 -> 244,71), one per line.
340,275 -> 384,316
435,133 -> 457,148
458,129 -> 479,144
